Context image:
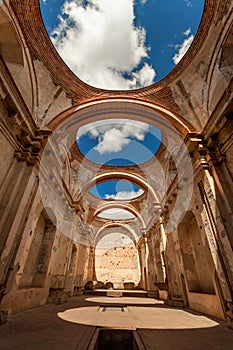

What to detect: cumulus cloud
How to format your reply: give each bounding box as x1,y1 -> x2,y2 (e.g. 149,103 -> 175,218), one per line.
51,0 -> 155,89
94,128 -> 131,154
98,208 -> 135,220
77,119 -> 150,155
172,34 -> 194,65
105,188 -> 144,200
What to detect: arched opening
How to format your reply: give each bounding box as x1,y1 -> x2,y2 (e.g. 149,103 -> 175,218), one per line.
95,232 -> 140,289
97,208 -> 135,221
65,244 -> 78,297
177,211 -> 226,319
91,203 -> 146,230
82,170 -> 159,203
89,180 -> 144,200
19,209 -> 56,288
40,0 -> 204,90
95,223 -> 139,246
178,211 -> 215,293
76,119 -> 161,165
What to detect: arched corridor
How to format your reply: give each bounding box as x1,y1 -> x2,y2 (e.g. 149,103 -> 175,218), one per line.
0,0 -> 233,348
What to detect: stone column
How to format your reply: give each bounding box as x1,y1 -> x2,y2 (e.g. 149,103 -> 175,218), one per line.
0,158 -> 38,294
197,142 -> 233,328
159,216 -> 167,252
137,233 -> 148,290
146,234 -> 158,291
88,246 -> 96,281
137,244 -> 143,289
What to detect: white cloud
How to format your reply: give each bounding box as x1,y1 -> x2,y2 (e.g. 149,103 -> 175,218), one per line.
105,188 -> 144,200
77,119 -> 150,155
132,62 -> 155,88
51,0 -> 155,89
97,208 -> 135,220
183,27 -> 191,36
184,0 -> 192,7
94,128 -> 131,154
172,34 -> 194,65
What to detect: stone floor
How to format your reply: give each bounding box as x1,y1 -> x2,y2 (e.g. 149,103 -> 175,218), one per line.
0,295 -> 233,349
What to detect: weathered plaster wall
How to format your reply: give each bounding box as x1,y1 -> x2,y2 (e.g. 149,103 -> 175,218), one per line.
95,242 -> 139,289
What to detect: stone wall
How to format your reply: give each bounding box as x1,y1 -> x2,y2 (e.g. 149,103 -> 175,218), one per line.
95,242 -> 140,289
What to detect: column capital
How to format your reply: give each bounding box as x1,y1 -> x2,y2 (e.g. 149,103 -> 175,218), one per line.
14,130 -> 51,165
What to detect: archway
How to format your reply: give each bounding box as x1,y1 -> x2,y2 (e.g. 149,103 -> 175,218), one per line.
95,231 -> 140,289
91,203 -> 146,229
178,211 -> 215,294
19,208 -> 56,288
95,223 -> 139,246
177,211 -> 225,319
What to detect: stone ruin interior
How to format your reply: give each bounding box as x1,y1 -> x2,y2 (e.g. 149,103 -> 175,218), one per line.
0,1 -> 233,349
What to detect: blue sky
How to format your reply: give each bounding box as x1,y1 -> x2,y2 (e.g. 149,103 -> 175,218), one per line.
133,0 -> 204,81
40,0 -> 204,89
90,180 -> 143,199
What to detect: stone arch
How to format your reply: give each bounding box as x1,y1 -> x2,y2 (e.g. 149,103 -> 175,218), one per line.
153,239 -> 166,284
178,210 -> 215,294
65,243 -> 78,296
94,229 -> 141,289
40,99 -> 194,239
19,208 -> 57,288
91,203 -> 146,229
49,99 -> 194,138
81,170 -> 159,203
68,244 -> 77,276
94,224 -> 139,247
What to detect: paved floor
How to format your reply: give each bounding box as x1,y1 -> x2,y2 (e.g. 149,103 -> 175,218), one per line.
0,296 -> 233,349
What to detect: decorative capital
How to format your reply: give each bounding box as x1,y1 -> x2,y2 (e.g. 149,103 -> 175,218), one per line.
14,130 -> 50,165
